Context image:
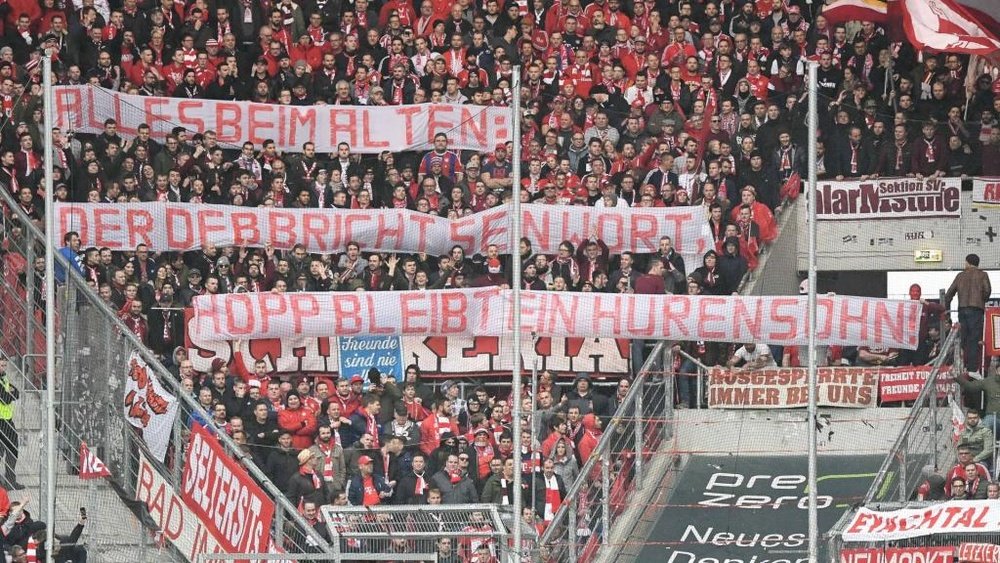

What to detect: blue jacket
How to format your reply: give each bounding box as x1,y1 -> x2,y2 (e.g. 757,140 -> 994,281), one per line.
346,472 -> 392,506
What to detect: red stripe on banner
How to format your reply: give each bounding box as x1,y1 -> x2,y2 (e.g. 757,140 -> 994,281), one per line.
821,0 -> 889,23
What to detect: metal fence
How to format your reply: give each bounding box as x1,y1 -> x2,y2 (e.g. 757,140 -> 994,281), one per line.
825,501 -> 1000,563
536,340 -> 672,563
0,186 -> 333,560
320,504 -> 512,561
824,327 -> 963,559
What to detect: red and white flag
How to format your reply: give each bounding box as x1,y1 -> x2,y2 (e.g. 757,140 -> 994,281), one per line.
79,441 -> 111,480
950,394 -> 966,445
955,0 -> 1000,39
821,0 -> 888,24
901,0 -> 1000,55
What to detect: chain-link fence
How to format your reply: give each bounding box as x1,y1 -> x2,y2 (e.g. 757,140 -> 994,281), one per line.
824,327 -> 963,559
536,340 -> 672,563
320,504 -> 511,561
0,185 -> 334,560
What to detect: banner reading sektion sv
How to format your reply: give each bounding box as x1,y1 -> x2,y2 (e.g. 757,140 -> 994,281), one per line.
182,424 -> 274,557
54,85 -> 512,153
816,177 -> 961,220
55,202 -> 713,257
190,290 -> 923,349
707,367 -> 879,408
972,177 -> 1000,208
843,500 -> 1000,542
878,365 -> 955,403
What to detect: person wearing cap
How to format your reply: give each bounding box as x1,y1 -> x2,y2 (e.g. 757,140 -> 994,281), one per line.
277,391 -> 318,450
471,258 -> 508,288
480,143 -> 513,190
286,448 -> 332,505
346,453 -> 392,506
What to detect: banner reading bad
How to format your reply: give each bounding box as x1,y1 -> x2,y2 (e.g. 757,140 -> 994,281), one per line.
55,202 -> 713,257
190,290 -> 923,349
54,85 -> 512,153
708,367 -> 879,409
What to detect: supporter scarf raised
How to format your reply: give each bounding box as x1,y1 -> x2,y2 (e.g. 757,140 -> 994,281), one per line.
543,475 -> 561,522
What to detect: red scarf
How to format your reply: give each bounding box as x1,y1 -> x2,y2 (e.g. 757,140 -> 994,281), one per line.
316,440 -> 337,481
543,474 -> 561,522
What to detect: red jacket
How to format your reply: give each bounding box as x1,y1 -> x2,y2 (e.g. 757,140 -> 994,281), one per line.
278,405 -> 318,449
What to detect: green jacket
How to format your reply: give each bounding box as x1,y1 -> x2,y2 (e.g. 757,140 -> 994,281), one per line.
960,424 -> 995,464
957,375 -> 1000,415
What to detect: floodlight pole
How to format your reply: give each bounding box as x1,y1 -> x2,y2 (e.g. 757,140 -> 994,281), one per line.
806,60 -> 819,563
510,66 -> 524,559
43,52 -> 57,563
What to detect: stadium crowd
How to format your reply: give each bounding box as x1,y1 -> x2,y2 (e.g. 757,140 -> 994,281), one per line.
0,0 -> 996,558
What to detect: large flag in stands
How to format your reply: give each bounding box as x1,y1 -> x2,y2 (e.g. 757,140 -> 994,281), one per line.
822,0 -> 1000,55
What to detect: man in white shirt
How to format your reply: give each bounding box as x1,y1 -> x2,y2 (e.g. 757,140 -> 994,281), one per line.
727,343 -> 777,369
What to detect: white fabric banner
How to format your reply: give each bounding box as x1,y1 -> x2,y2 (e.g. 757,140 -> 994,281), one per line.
815,177 -> 962,220
843,500 -> 1000,542
53,85 -> 513,153
972,177 -> 1000,208
55,201 -> 714,258
901,0 -> 1000,55
123,351 -> 179,462
190,289 -> 923,349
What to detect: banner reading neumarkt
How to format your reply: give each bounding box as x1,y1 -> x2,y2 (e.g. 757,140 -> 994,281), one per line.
816,177 -> 961,220
708,367 -> 878,409
54,85 -> 512,153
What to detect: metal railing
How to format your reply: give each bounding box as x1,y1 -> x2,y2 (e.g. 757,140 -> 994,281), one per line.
321,504 -> 512,561
825,501 -> 1000,563
0,187 -> 334,558
536,340 -> 673,562
824,328 -> 963,559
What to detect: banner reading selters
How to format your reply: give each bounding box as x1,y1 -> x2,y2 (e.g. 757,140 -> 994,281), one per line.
54,85 -> 512,153
707,367 -> 879,408
190,289 -> 923,349
55,201 -> 713,257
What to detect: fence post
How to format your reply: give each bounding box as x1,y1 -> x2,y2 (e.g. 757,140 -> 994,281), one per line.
634,383 -> 644,490
898,434 -> 908,502
601,453 -> 610,549
567,499 -> 577,562
274,503 -> 286,549
24,242 -> 34,370
696,365 -> 705,410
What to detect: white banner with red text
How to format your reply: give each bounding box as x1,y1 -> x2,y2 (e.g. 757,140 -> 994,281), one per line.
815,177 -> 961,220
123,351 -> 179,462
707,366 -> 879,408
190,289 -> 923,349
972,177 -> 1000,208
878,365 -> 956,403
959,543 -> 1000,563
985,307 -> 1000,357
843,500 -> 1000,542
55,202 -> 713,259
184,309 -> 630,376
136,450 -> 230,562
54,85 -> 512,153
181,424 -> 274,556
841,547 -> 955,563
